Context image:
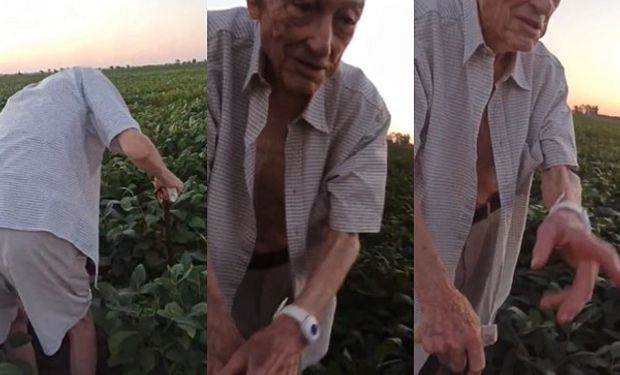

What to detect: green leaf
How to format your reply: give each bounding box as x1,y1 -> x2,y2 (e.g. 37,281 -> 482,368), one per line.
171,264 -> 185,280
108,330 -> 137,356
97,282 -> 119,305
144,214 -> 160,227
170,209 -> 187,221
120,196 -> 134,211
139,348 -> 156,373
0,362 -> 26,375
189,302 -> 207,317
187,217 -> 205,229
159,302 -> 184,319
130,264 -> 147,290
376,338 -> 402,363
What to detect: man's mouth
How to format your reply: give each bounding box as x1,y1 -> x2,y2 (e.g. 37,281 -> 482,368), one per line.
293,58 -> 328,77
517,16 -> 543,33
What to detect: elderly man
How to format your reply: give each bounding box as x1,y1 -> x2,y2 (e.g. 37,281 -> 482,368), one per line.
207,0 -> 390,373
0,67 -> 183,375
414,0 -> 620,374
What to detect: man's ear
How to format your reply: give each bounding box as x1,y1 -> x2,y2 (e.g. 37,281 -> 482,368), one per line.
247,0 -> 261,20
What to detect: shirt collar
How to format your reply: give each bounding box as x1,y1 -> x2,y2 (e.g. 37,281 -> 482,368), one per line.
510,52 -> 531,90
243,21 -> 331,134
301,82 -> 330,134
462,0 -> 486,64
462,0 -> 531,91
242,22 -> 264,91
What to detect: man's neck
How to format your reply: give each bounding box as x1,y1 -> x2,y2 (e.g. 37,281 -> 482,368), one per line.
269,85 -> 311,123
493,52 -> 515,84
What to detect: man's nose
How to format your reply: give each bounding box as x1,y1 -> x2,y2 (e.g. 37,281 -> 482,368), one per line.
529,0 -> 556,16
306,16 -> 332,58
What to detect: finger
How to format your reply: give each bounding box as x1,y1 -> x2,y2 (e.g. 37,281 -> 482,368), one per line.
540,288 -> 571,310
447,348 -> 467,373
208,359 -> 223,375
421,333 -> 442,354
465,335 -> 485,375
577,234 -> 620,286
531,221 -> 560,270
220,348 -> 248,375
248,353 -> 287,375
557,262 -> 596,323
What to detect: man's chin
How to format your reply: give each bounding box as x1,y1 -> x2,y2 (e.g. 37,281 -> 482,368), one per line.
513,38 -> 539,52
283,77 -> 324,96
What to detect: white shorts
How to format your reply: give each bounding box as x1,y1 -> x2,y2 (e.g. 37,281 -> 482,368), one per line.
0,228 -> 91,355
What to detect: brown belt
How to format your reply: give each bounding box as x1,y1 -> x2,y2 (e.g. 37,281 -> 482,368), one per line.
472,192 -> 501,224
248,248 -> 290,270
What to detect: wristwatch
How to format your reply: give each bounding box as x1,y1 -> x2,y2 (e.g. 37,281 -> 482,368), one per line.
549,192 -> 592,232
275,304 -> 320,344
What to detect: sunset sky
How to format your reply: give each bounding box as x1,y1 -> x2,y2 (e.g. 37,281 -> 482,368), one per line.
542,0 -> 620,117
0,0 -> 205,75
1,1 -> 618,134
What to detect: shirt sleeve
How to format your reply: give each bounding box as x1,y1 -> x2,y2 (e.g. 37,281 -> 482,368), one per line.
325,110 -> 390,234
414,46 -> 431,159
77,68 -> 140,154
207,103 -> 218,186
538,72 -> 578,170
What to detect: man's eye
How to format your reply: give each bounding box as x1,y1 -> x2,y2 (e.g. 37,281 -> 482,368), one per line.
338,14 -> 358,27
291,0 -> 315,13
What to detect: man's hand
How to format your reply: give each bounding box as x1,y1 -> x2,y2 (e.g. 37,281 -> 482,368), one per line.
418,284 -> 485,375
207,299 -> 245,375
220,315 -> 305,375
532,209 -> 620,322
153,169 -> 184,202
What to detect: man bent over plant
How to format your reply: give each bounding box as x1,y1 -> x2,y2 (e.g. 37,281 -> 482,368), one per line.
0,67 -> 183,375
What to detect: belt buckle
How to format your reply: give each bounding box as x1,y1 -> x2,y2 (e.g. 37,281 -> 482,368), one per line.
485,200 -> 492,219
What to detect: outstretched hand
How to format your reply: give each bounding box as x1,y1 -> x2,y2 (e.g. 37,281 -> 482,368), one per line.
531,209 -> 620,322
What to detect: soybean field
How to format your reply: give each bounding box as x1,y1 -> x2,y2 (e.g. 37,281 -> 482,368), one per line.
487,114 -> 620,375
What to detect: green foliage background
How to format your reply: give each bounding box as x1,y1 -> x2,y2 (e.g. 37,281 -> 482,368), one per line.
486,114 -> 620,375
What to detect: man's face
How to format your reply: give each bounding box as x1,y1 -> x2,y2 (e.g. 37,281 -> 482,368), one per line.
479,0 -> 561,53
247,0 -> 364,95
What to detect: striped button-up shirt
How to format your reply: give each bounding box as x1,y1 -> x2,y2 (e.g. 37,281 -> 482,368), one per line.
414,0 -> 577,371
207,7 -> 390,365
0,68 -> 139,280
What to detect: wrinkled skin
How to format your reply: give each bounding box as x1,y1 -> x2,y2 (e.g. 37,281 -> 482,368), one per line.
247,0 -> 364,95
478,0 -> 561,53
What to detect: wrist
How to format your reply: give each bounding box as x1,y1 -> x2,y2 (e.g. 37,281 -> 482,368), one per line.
414,263 -> 454,304
548,195 -> 591,232
273,315 -> 307,348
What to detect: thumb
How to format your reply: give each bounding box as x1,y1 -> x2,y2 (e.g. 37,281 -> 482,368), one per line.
531,221 -> 559,270
220,347 -> 248,375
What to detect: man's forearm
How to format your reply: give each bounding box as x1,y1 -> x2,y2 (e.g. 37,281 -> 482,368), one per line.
126,136 -> 170,180
207,255 -> 225,308
414,205 -> 453,304
541,165 -> 582,208
116,129 -> 171,180
294,230 -> 360,318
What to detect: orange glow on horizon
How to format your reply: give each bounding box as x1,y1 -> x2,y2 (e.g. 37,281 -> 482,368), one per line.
0,1 -> 205,75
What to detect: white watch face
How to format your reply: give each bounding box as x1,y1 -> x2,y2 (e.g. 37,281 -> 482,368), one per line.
302,316 -> 320,342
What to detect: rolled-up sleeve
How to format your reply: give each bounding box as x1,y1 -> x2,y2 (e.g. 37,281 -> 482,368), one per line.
538,72 -> 578,170
326,113 -> 390,234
